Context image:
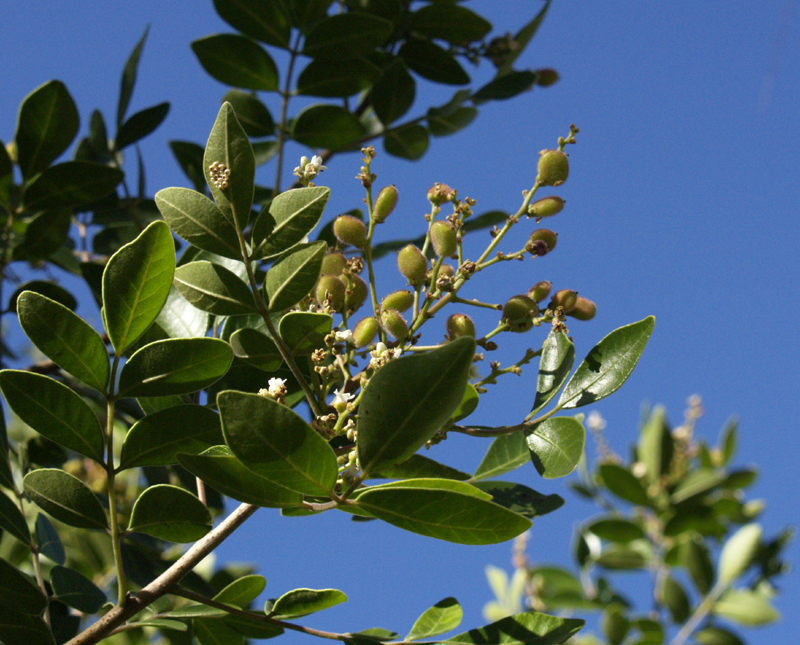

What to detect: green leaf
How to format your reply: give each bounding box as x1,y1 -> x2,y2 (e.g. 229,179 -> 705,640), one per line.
586,518 -> 646,543
22,162 -> 123,211
192,35 -> 278,91
0,138 -> 13,208
355,484 -> 530,545
695,627 -> 746,645
214,574 -> 267,606
291,104 -> 367,149
472,71 -> 538,105
120,405 -> 223,469
222,90 -> 275,137
718,523 -> 762,584
128,484 -> 212,542
251,186 -> 330,260
130,618 -> 188,632
525,417 -> 585,479
596,543 -> 650,570
497,1 -> 551,77
154,284 -> 210,339
18,291 -> 109,392
7,280 -> 77,313
265,241 -> 327,312
195,618 -> 245,645
446,612 -> 583,645
204,102 -> 256,232
357,337 -> 475,475
15,80 -> 79,180
269,588 -> 347,619
637,405 -> 673,486
598,463 -> 651,506
11,209 -> 71,262
0,370 -> 105,463
303,13 -> 393,60
0,491 -> 32,546
372,455 -> 470,481
371,59 -> 416,125
472,432 -> 529,482
411,3 -> 491,45
400,40 -> 470,85
114,102 -> 170,150
224,614 -> 284,639
0,606 -> 55,645
681,536 -> 715,595
103,220 -> 176,354
471,481 -> 564,519
406,597 -> 462,640
661,575 -> 690,623
169,140 -> 207,193
164,604 -> 229,619
384,123 -> 429,160
229,328 -> 283,371
174,261 -> 257,315
0,558 -> 47,614
118,26 -> 149,126
178,446 -> 303,508
354,478 -> 492,501
427,106 -> 477,137
23,469 -> 107,529
50,565 -> 106,614
212,0 -> 291,48
531,331 -> 575,415
297,58 -> 381,98
279,312 -> 331,354
219,390 -> 338,496
719,418 -> 738,465
35,514 -> 65,565
558,317 -> 655,409
118,337 -> 233,398
713,589 -> 779,626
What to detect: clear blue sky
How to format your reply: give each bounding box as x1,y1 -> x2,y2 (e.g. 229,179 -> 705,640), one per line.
1,1 -> 797,643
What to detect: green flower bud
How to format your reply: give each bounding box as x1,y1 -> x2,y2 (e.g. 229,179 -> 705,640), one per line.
568,296 -> 597,321
430,220 -> 458,257
381,290 -> 414,313
502,295 -> 538,332
550,289 -> 578,313
527,195 -> 565,219
353,317 -> 379,348
537,150 -> 569,187
427,183 -> 455,206
344,274 -> 368,313
320,252 -> 348,276
373,185 -> 398,223
315,274 -> 346,312
534,68 -> 560,87
380,309 -> 408,341
333,215 -> 367,248
527,280 -> 552,302
526,229 -> 558,256
397,244 -> 428,286
446,313 -> 475,339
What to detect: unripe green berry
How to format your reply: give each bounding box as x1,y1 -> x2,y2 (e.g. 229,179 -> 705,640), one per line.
397,244 -> 428,286
446,313 -> 475,339
353,317 -> 379,348
315,275 -> 346,312
568,296 -> 597,321
537,150 -> 569,187
430,220 -> 457,257
550,289 -> 578,313
380,309 -> 408,341
333,215 -> 367,248
502,295 -> 538,332
320,252 -> 347,276
526,229 -> 558,256
534,68 -> 560,87
381,290 -> 414,313
344,274 -> 368,313
373,185 -> 398,223
527,195 -> 565,220
527,280 -> 552,302
427,183 -> 454,206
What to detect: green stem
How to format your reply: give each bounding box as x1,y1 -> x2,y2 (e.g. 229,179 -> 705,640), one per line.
18,489 -> 50,626
670,581 -> 725,645
105,395 -> 128,607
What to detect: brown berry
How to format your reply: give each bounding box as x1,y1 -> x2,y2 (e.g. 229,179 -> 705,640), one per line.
534,69 -> 560,87
427,183 -> 455,206
550,289 -> 578,313
568,297 -> 597,321
526,229 -> 558,256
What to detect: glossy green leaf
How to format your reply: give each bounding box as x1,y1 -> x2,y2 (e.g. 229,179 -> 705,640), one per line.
103,220 -> 176,354
472,432 -> 529,482
0,491 -> 31,546
213,0 -> 291,48
637,405 -> 673,485
118,26 -> 149,125
355,484 -> 530,544
169,140 -> 207,193
128,484 -> 212,542
303,13 -> 392,60
204,102 -> 256,232
18,291 -> 109,392
411,3 -> 491,45
269,588 -> 347,619
472,71 -> 538,105
406,597 -> 462,641
0,558 -> 46,615
115,102 -> 170,150
661,575 -> 690,623
7,280 -> 77,313
11,209 -> 71,262
192,35 -> 278,91
598,463 -> 651,506
0,370 -> 105,462
251,186 -> 330,260
229,328 -> 283,372
354,478 -> 492,501
497,1 -> 551,76
531,330 -> 575,415
0,607 -> 55,645
357,337 -> 475,475
371,59 -> 416,125
219,390 -> 338,496
373,454 -> 470,481
179,446 -> 303,508
174,261 -> 256,315
120,405 -> 223,469
558,317 -> 655,409
222,90 -> 275,137
154,284 -> 210,339
15,80 -> 79,180
384,123 -> 429,160
213,574 -> 266,607
428,106 -> 477,137
714,589 -> 779,626
525,416 -> 585,479
695,627 -> 746,645
23,469 -> 107,529
265,241 -> 326,312
291,105 -> 367,149
50,565 -> 106,614
400,39 -> 470,85
118,337 -> 233,397
22,161 -> 123,210
279,312 -> 332,354
35,514 -> 65,565
471,481 -> 564,519
297,58 -> 380,97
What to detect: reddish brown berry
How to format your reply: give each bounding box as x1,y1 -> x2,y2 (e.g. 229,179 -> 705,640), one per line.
568,297 -> 597,321
550,289 -> 578,313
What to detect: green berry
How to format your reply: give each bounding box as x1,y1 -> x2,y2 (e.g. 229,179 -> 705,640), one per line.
534,68 -> 560,87
526,229 -> 558,256
446,313 -> 476,339
537,150 -> 569,187
373,185 -> 398,223
527,196 -> 565,219
397,244 -> 428,286
353,317 -> 379,348
333,215 -> 367,248
344,274 -> 368,313
381,290 -> 414,313
380,309 -> 408,341
527,280 -> 552,303
430,220 -> 457,257
315,275 -> 346,312
550,289 -> 578,313
320,252 -> 347,276
568,296 -> 596,321
502,295 -> 538,332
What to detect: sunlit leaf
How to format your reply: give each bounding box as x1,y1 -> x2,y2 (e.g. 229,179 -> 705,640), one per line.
472,432 -> 529,482
531,331 -> 574,415
173,261 -> 257,315
525,417 -> 585,479
251,186 -> 330,260
269,588 -> 347,619
265,241 -> 326,312
406,597 -> 462,641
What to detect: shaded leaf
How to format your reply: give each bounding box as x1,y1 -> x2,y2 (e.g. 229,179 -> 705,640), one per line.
280,312 -> 331,354
115,102 -> 170,150
128,484 -> 212,542
661,575 -> 690,623
497,1 -> 551,76
265,241 -> 327,312
444,612 -> 583,645
406,597 -> 462,641
11,209 -> 71,262
525,417 -> 585,479
531,331 -> 575,415
472,432 -> 529,482
471,481 -> 564,519
428,106 -> 477,137
303,13 -> 393,60
35,514 -> 65,565
0,491 -> 32,546
50,566 -> 106,614
695,627 -> 746,645
222,90 -> 275,137
0,605 -> 55,645
252,186 -> 330,260
0,558 -> 47,614
384,123 -> 429,160
598,463 -> 651,506
7,280 -> 76,313
411,3 -> 491,45
192,35 -> 278,91
22,161 -> 123,210
195,618 -> 245,645
637,405 -> 673,486
269,588 -> 347,619
169,140 -> 207,193
174,261 -> 257,315
586,518 -> 646,543
297,58 -> 380,97
23,469 -> 107,529
400,40 -> 470,85
472,71 -> 538,105
371,59 -> 416,125
374,454 -> 470,481
117,26 -> 149,125
291,104 -> 367,149
229,328 -> 283,372
213,0 -> 291,48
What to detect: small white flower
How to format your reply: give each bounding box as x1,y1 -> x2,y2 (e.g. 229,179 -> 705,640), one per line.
268,377 -> 287,396
333,389 -> 354,406
371,342 -> 388,358
334,329 -> 353,344
469,364 -> 482,381
587,410 -> 606,432
310,155 -> 327,172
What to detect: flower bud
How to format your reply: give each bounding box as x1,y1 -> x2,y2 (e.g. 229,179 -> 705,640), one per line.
353,317 -> 379,348
315,275 -> 346,312
550,289 -> 578,313
502,295 -> 538,332
568,296 -> 597,321
381,290 -> 414,313
373,185 -> 398,223
526,229 -> 558,256
537,150 -> 569,187
527,280 -> 552,302
380,309 -> 408,341
446,313 -> 475,339
320,252 -> 347,276
427,183 -> 455,206
527,196 -> 565,220
430,220 -> 458,257
397,244 -> 428,286
344,274 -> 368,313
333,215 -> 367,248
534,68 -> 560,87
428,263 -> 454,283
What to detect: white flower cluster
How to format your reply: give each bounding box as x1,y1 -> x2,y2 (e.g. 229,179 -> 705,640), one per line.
293,155 -> 327,183
208,161 -> 231,190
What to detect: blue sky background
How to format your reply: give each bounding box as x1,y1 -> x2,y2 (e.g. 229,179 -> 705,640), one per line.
1,1 -> 797,643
